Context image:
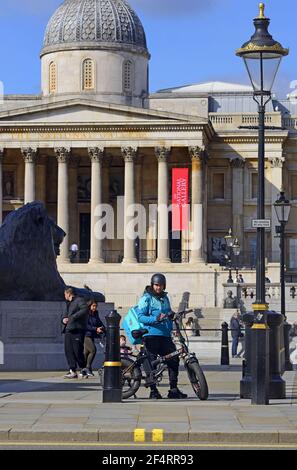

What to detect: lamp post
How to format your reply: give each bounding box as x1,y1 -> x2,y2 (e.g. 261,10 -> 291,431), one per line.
274,191 -> 291,318
224,228 -> 236,283
274,191 -> 293,372
236,3 -> 288,405
232,238 -> 241,280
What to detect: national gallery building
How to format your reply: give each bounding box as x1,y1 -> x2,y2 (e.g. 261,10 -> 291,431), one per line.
1,0 -> 297,309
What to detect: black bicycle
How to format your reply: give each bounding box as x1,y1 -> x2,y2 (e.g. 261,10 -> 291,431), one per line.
121,309 -> 209,400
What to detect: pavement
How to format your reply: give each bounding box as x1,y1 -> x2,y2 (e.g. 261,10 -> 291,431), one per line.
1,359 -> 297,447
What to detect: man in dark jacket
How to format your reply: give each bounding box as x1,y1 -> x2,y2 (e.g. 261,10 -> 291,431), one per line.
62,287 -> 89,378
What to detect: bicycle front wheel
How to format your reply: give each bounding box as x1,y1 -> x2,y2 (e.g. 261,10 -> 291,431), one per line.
186,360 -> 209,400
121,357 -> 142,399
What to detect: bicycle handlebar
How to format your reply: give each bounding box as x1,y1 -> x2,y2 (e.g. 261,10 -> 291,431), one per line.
158,309 -> 193,322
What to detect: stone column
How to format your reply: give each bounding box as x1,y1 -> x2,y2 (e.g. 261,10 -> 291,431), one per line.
36,155 -> 47,204
122,147 -> 137,264
22,148 -> 37,204
88,147 -> 104,264
55,147 -> 71,263
0,149 -> 3,225
155,147 -> 171,264
230,156 -> 246,247
68,156 -> 79,257
269,156 -> 285,262
189,146 -> 205,263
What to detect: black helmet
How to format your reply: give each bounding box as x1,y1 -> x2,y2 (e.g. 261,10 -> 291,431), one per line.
151,273 -> 166,289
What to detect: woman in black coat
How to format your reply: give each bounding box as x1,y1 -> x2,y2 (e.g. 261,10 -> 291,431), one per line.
84,299 -> 105,377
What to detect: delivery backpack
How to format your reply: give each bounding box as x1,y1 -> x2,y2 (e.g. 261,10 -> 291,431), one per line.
122,306 -> 145,345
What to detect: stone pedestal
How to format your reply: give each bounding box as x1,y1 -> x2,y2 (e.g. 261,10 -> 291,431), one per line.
0,301 -> 114,371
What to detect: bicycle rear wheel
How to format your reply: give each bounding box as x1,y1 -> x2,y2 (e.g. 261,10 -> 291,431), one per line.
121,357 -> 142,399
186,360 -> 209,400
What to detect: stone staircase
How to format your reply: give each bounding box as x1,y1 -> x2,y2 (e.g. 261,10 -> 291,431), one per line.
184,307 -> 237,359
187,307 -> 237,338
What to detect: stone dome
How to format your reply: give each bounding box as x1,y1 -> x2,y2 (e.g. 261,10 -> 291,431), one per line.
41,0 -> 149,57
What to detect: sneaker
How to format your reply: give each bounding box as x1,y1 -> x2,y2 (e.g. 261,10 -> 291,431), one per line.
149,389 -> 162,399
78,368 -> 88,379
167,388 -> 188,399
64,370 -> 78,379
86,369 -> 95,377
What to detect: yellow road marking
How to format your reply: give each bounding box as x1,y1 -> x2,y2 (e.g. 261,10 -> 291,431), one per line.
134,428 -> 146,442
152,429 -> 164,442
0,442 -> 296,448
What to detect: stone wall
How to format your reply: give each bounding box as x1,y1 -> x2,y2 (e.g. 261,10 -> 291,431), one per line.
0,301 -> 114,371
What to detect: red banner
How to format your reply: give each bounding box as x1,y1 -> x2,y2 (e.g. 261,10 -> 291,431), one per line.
172,168 -> 189,231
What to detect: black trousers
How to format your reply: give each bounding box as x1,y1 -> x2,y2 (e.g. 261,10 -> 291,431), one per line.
84,336 -> 97,370
64,331 -> 86,371
143,336 -> 179,389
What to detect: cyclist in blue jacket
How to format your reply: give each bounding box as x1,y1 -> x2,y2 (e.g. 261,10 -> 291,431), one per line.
137,273 -> 187,400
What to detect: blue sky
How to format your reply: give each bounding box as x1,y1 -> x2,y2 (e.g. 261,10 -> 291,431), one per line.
0,0 -> 296,98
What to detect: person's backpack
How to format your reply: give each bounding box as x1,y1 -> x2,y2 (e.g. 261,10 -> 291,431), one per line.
122,306 -> 145,345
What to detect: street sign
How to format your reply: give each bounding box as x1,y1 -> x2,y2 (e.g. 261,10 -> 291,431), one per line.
252,219 -> 271,228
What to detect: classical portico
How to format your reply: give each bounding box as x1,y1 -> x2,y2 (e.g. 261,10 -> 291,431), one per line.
0,103 -> 213,269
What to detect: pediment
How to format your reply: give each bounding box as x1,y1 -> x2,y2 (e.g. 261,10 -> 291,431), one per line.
0,97 -> 205,124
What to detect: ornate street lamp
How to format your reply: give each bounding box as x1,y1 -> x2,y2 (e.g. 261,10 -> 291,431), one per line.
224,228 -> 236,283
232,238 -> 241,257
274,191 -> 292,372
232,238 -> 241,279
236,3 -> 288,405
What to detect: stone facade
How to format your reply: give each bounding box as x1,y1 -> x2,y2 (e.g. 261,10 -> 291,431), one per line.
1,0 -> 297,311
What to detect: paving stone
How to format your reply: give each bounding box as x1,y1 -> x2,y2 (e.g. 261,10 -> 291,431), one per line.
9,428 -> 99,442
188,431 -> 279,444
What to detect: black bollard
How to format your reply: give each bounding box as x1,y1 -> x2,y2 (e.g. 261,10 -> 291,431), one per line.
240,312 -> 254,398
279,321 -> 285,375
103,310 -> 122,403
241,311 -> 286,399
221,322 -> 229,365
266,311 -> 286,399
284,321 -> 293,371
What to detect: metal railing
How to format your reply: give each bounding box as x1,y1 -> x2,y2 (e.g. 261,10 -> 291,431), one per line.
208,250 -> 291,270
68,249 -> 191,264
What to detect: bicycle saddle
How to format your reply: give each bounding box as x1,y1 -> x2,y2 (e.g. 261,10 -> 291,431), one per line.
131,329 -> 148,339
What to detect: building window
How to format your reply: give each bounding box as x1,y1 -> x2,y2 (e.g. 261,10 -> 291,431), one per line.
82,59 -> 95,90
49,62 -> 57,94
123,60 -> 133,94
212,173 -> 225,199
289,239 -> 297,269
251,173 -> 258,199
291,175 -> 297,200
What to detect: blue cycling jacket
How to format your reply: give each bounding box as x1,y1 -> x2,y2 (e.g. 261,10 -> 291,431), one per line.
136,290 -> 172,337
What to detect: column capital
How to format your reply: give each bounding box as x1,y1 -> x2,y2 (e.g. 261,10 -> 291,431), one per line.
121,146 -> 138,163
88,147 -> 105,163
229,156 -> 246,168
188,146 -> 206,162
21,147 -> 37,164
155,147 -> 171,162
55,147 -> 71,164
268,156 -> 285,168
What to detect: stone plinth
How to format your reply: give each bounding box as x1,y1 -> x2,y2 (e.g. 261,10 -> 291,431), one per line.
0,301 -> 114,371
